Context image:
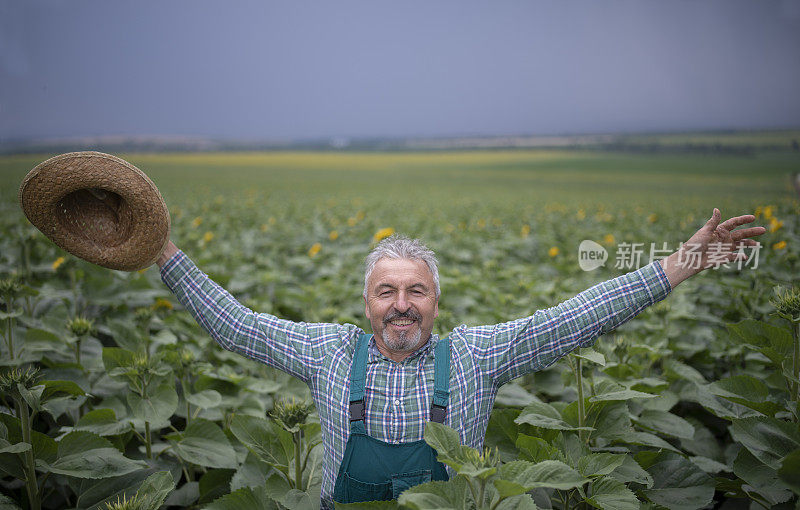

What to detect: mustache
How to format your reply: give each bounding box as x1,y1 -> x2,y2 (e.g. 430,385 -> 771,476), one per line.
384,309 -> 422,323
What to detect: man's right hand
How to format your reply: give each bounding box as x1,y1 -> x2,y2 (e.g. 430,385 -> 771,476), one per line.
658,208 -> 764,288
156,240 -> 179,268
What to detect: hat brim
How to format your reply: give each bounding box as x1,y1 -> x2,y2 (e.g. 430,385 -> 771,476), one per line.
19,151 -> 170,272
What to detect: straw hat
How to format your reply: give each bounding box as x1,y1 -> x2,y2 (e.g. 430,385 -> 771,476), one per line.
19,151 -> 170,271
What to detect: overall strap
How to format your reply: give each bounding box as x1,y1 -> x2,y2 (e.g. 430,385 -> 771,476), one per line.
430,337 -> 450,423
349,334 -> 450,425
348,334 -> 371,425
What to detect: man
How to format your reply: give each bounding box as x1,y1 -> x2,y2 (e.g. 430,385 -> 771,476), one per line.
155,208 -> 764,508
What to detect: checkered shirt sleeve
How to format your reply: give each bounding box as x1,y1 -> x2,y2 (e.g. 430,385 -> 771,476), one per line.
459,261 -> 672,386
159,249 -> 349,383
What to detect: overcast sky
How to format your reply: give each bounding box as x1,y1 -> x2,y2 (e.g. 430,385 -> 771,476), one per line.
2,0 -> 799,141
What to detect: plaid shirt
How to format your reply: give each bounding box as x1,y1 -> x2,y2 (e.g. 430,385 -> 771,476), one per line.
160,250 -> 671,506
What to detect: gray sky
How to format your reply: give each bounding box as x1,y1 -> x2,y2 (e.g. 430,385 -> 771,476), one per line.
2,0 -> 799,141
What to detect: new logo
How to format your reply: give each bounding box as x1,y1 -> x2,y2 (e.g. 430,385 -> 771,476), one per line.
578,240 -> 608,271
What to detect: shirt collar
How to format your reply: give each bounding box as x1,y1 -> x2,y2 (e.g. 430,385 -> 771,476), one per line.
367,333 -> 439,364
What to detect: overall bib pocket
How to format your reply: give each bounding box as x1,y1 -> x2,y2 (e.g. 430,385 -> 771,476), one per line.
391,469 -> 432,499
338,471 -> 392,502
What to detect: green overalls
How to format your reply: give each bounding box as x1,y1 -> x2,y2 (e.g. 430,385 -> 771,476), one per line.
332,334 -> 451,504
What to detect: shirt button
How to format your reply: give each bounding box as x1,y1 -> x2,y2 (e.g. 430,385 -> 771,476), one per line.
394,399 -> 401,406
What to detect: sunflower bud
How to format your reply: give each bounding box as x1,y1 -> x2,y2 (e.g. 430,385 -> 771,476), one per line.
0,276 -> 22,299
771,287 -> 800,322
463,445 -> 500,469
104,494 -> 145,510
134,307 -> 153,326
67,316 -> 94,337
180,348 -> 194,365
0,367 -> 40,398
132,352 -> 150,372
269,398 -> 314,431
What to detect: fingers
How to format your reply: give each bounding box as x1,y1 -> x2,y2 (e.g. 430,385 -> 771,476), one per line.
730,226 -> 767,241
719,214 -> 757,231
703,208 -> 722,231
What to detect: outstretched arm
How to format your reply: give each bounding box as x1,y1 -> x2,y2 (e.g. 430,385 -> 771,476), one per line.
470,208 -> 766,385
658,209 -> 765,288
467,259 -> 672,385
153,241 -> 347,383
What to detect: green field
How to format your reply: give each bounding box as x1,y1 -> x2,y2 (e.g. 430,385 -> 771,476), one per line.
0,149 -> 799,509
2,149 -> 797,206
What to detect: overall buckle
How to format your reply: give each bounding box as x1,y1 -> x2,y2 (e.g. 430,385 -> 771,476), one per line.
349,400 -> 365,422
430,404 -> 447,423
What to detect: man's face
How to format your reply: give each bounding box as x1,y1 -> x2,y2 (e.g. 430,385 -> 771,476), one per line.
364,257 -> 439,357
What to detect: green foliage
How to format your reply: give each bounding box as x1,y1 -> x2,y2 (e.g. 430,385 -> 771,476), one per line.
229,406 -> 321,498
45,431 -> 147,479
166,419 -> 237,469
636,451 -> 716,509
778,448 -> 800,494
204,484 -> 279,510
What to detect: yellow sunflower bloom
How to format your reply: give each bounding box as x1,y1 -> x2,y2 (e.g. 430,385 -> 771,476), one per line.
154,298 -> 173,310
373,228 -> 395,243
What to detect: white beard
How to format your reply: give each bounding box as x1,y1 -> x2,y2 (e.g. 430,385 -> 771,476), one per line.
381,323 -> 422,352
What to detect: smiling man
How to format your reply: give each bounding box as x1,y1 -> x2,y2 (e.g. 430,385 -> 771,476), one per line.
155,209 -> 764,508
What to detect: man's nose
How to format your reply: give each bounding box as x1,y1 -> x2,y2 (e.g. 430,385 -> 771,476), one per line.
394,291 -> 411,312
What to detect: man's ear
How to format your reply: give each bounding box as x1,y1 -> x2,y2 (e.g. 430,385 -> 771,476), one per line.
434,299 -> 439,319
364,295 -> 370,320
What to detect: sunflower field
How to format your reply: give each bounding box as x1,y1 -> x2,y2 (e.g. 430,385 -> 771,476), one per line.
0,147 -> 798,510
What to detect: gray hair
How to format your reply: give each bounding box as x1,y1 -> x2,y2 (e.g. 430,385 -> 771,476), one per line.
363,235 -> 440,299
